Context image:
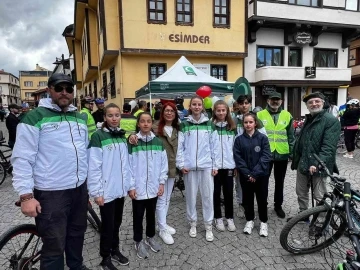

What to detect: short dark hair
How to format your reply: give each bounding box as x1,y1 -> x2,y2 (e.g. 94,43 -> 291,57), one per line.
138,100 -> 147,109
237,95 -> 252,104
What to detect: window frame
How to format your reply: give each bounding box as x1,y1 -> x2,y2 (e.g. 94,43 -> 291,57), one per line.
210,64 -> 228,81
256,46 -> 284,68
148,63 -> 167,81
288,0 -> 321,7
213,0 -> 231,28
288,47 -> 303,67
93,80 -> 98,99
175,0 -> 194,26
24,81 -> 33,87
102,72 -> 108,99
89,83 -> 92,97
313,48 -> 338,68
110,66 -> 116,99
147,0 -> 167,25
25,92 -> 32,98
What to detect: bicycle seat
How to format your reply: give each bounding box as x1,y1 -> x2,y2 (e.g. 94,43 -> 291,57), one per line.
333,176 -> 346,183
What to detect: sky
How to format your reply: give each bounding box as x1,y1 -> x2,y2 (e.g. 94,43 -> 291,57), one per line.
0,0 -> 74,77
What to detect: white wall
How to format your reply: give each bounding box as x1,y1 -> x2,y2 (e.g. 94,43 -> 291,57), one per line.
323,0 -> 346,8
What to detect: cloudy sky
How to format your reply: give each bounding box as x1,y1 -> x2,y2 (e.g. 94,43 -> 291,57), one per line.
0,0 -> 74,77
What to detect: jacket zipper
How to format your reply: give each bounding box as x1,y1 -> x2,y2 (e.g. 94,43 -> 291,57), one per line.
146,138 -> 149,199
64,113 -> 80,186
117,137 -> 125,197
196,125 -> 198,170
220,125 -> 224,168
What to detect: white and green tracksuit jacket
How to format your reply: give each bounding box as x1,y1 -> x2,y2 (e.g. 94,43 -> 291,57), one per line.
12,98 -> 89,196
176,114 -> 220,171
128,132 -> 168,200
214,121 -> 236,169
87,128 -> 131,203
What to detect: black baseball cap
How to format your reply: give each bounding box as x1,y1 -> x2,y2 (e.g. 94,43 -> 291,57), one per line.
8,104 -> 21,110
48,73 -> 74,87
268,92 -> 282,99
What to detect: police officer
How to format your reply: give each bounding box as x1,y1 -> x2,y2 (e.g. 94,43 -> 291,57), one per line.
80,96 -> 96,139
257,92 -> 294,218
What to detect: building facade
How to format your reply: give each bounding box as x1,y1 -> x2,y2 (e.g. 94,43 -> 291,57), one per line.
64,0 -> 246,108
349,38 -> 360,100
19,64 -> 52,107
246,0 -> 359,118
0,70 -> 21,108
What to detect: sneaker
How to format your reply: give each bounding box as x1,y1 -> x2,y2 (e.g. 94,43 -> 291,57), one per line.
214,218 -> 225,232
243,220 -> 254,235
145,237 -> 161,253
205,225 -> 214,242
236,205 -> 245,218
111,248 -> 129,266
159,229 -> 174,245
343,153 -> 354,158
100,256 -> 118,270
189,223 -> 197,238
348,155 -> 354,159
135,240 -> 149,259
166,224 -> 176,235
275,207 -> 286,219
259,222 -> 268,237
226,219 -> 236,232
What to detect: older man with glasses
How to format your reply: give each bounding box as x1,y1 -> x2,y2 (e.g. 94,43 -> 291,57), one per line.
291,92 -> 341,217
11,73 -> 91,270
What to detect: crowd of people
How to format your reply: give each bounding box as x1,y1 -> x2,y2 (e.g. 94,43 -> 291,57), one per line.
8,72 -> 353,270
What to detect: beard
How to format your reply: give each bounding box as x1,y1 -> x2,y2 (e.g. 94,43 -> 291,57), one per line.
308,106 -> 323,115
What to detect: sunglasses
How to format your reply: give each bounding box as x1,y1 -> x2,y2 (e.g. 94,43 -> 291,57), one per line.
54,85 -> 74,94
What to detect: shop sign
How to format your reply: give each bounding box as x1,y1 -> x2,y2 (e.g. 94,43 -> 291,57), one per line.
193,64 -> 210,75
262,85 -> 276,95
305,66 -> 316,78
169,33 -> 210,44
294,32 -> 312,44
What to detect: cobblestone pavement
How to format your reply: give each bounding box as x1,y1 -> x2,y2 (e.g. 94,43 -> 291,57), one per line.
1,120 -> 360,269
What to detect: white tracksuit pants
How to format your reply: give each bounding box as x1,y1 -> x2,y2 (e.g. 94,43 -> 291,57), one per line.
184,170 -> 214,226
156,178 -> 175,231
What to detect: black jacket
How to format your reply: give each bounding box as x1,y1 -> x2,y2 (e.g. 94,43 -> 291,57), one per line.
233,130 -> 272,179
6,113 -> 20,142
92,109 -> 104,125
342,108 -> 360,127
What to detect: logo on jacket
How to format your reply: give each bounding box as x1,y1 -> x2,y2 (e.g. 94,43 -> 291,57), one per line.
254,146 -> 261,152
106,145 -> 114,151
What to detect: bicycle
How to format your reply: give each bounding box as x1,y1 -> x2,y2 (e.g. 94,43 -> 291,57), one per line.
337,129 -> 360,154
280,154 -> 360,268
0,200 -> 101,269
0,131 -> 13,185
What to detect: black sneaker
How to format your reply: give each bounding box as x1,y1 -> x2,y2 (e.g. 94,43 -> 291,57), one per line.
275,207 -> 286,219
111,248 -> 130,266
100,256 -> 118,270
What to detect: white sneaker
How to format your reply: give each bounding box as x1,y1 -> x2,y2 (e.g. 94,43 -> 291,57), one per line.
259,222 -> 268,237
189,223 -> 197,238
166,225 -> 176,235
343,153 -> 354,158
236,205 -> 245,218
159,229 -> 174,245
226,219 -> 236,232
214,218 -> 225,232
243,220 -> 254,235
205,225 -> 214,242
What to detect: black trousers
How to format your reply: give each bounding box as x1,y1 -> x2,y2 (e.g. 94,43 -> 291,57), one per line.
99,197 -> 125,258
269,160 -> 288,209
213,169 -> 234,219
344,129 -> 358,152
132,197 -> 157,242
34,182 -> 88,270
239,174 -> 269,223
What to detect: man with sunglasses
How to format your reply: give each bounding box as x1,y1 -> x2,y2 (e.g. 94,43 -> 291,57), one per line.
11,73 -> 91,270
80,96 -> 96,139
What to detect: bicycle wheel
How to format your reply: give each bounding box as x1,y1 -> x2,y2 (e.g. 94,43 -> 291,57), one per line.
280,205 -> 347,255
0,162 -> 6,186
337,133 -> 347,154
87,203 -> 101,233
0,224 -> 41,270
356,134 -> 360,149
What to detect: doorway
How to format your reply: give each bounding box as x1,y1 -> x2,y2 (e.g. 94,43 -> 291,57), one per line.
288,87 -> 301,119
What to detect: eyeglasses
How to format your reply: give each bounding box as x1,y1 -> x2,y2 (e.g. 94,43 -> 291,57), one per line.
164,110 -> 175,114
54,85 -> 74,94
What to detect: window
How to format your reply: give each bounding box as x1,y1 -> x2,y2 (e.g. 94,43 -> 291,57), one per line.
102,72 -> 108,99
149,64 -> 166,81
257,47 -> 283,68
24,81 -> 33,87
210,65 -> 227,81
288,0 -> 319,7
85,86 -> 88,97
314,49 -> 338,67
213,0 -> 230,27
346,0 -> 359,10
147,0 -> 166,23
82,28 -> 87,59
94,80 -> 98,99
289,48 -> 302,67
176,0 -> 193,25
110,66 -> 116,99
89,83 -> 92,97
25,92 -> 32,98
39,81 -> 47,87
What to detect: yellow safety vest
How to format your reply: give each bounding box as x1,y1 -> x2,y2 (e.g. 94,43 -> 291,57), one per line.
80,108 -> 96,139
257,110 -> 291,154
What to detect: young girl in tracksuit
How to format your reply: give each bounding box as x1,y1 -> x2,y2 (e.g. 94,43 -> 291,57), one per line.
128,112 -> 168,259
176,96 -> 220,242
87,103 -> 130,269
233,113 -> 272,237
212,100 -> 237,232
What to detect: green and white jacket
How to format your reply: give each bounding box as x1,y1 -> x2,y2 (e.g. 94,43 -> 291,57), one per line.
12,98 -> 88,196
129,132 -> 168,200
87,128 -> 131,203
